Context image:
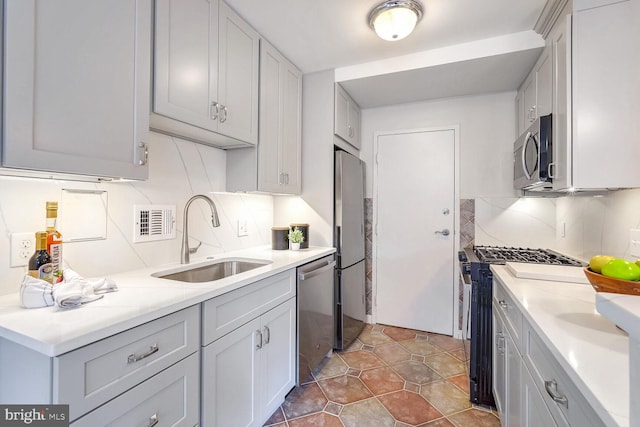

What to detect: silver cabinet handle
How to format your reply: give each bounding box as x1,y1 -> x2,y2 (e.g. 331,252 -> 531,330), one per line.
210,102 -> 219,120
348,125 -> 354,138
263,326 -> 270,345
285,173 -> 289,185
496,333 -> 505,355
435,229 -> 450,236
137,142 -> 149,166
544,379 -> 568,408
128,344 -> 158,364
148,413 -> 159,427
498,300 -> 508,309
256,329 -> 263,349
220,105 -> 228,123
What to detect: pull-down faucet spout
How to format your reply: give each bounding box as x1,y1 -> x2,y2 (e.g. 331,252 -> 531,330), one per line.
181,195 -> 220,264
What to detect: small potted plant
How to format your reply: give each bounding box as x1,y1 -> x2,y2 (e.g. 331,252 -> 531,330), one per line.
288,226 -> 305,250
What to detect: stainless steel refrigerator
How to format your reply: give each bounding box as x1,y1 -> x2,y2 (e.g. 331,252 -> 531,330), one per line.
334,150 -> 366,350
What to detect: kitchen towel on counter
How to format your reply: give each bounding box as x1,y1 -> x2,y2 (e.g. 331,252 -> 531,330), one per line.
20,268 -> 118,309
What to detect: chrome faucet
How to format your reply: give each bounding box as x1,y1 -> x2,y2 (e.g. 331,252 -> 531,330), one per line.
181,195 -> 221,264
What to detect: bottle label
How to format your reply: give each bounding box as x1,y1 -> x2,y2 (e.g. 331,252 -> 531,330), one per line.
48,242 -> 63,282
29,263 -> 54,284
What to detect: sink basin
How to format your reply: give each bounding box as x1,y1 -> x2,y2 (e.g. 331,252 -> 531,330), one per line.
152,258 -> 271,283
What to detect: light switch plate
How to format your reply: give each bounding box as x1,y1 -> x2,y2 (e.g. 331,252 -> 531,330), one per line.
10,232 -> 36,267
630,229 -> 640,258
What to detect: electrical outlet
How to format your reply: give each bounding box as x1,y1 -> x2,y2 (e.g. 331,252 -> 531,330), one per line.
10,232 -> 36,267
237,218 -> 249,237
630,229 -> 640,258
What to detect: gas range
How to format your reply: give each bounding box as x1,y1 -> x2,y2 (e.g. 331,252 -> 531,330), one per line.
458,245 -> 585,283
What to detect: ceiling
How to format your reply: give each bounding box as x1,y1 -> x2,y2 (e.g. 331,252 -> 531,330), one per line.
225,0 -> 549,107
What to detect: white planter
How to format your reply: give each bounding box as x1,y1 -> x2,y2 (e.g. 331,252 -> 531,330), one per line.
290,242 -> 301,251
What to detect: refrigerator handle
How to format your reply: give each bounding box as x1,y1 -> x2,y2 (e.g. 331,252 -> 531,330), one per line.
336,225 -> 342,255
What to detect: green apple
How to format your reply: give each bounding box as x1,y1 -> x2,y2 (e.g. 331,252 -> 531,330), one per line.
589,255 -> 616,273
601,258 -> 640,281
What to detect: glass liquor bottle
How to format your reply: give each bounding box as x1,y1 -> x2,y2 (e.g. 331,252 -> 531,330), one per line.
28,231 -> 54,284
46,201 -> 63,283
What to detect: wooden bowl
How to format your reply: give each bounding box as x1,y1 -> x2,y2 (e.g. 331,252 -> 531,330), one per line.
584,267 -> 640,295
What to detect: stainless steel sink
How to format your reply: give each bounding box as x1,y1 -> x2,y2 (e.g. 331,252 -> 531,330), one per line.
152,259 -> 271,283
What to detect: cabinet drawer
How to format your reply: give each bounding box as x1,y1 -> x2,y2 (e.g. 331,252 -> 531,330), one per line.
523,324 -> 604,427
202,270 -> 295,345
493,279 -> 522,352
55,305 -> 200,421
72,351 -> 199,427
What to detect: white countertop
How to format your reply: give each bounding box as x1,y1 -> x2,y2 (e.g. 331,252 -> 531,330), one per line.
0,246 -> 335,357
491,265 -> 629,427
596,293 -> 640,341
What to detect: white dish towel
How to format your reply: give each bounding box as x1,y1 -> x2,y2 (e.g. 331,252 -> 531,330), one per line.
20,268 -> 118,309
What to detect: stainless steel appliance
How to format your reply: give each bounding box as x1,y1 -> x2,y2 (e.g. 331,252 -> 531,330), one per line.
297,255 -> 336,384
334,150 -> 366,350
514,114 -> 553,191
458,245 -> 584,407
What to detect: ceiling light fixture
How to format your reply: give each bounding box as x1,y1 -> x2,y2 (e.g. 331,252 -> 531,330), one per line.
368,0 -> 424,41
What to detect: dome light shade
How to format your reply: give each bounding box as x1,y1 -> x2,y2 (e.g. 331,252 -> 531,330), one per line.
368,0 -> 423,41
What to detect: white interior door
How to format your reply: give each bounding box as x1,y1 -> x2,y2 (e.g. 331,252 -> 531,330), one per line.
374,128 -> 457,335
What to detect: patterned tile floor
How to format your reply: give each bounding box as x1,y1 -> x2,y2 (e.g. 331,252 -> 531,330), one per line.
264,324 -> 500,427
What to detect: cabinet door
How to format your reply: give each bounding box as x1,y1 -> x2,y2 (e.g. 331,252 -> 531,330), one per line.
3,0 -> 150,180
522,365 -> 559,427
522,74 -> 537,126
505,330 -> 522,427
218,1 -> 259,145
334,85 -> 350,142
279,55 -> 302,194
551,14 -> 571,191
260,298 -> 296,421
257,40 -> 301,194
347,101 -> 361,149
153,0 -> 218,132
202,317 -> 261,427
535,46 -> 552,118
71,352 -> 200,427
258,41 -> 284,193
492,311 -> 506,419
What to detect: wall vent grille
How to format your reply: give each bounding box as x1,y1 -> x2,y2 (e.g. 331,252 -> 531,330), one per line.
133,205 -> 176,243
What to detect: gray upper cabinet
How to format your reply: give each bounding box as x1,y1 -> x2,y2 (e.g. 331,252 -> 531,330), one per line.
334,84 -> 361,150
227,39 -> 302,194
552,0 -> 640,191
2,0 -> 151,180
152,0 -> 259,148
515,45 -> 551,137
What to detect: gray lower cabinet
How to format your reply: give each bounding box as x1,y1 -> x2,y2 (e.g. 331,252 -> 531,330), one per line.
493,277 -> 605,427
200,270 -> 297,427
0,306 -> 200,424
71,352 -> 200,426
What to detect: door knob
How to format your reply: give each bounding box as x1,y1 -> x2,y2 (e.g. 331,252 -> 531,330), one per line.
435,229 -> 450,236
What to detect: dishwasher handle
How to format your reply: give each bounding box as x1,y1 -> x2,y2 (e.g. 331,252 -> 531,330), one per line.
298,260 -> 336,281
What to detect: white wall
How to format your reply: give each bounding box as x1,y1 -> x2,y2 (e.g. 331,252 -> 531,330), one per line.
556,189 -> 640,262
360,91 -> 558,250
361,91 -> 519,199
0,132 -> 273,296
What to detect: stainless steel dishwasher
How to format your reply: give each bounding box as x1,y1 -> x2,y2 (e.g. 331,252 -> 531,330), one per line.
297,255 -> 335,384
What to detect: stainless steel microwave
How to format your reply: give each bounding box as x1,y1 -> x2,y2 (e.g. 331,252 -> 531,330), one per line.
514,114 -> 553,191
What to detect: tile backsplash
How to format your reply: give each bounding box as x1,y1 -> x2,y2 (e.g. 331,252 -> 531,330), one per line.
0,132 -> 273,296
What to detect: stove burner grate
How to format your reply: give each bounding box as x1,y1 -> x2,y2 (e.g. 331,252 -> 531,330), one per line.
473,246 -> 584,266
